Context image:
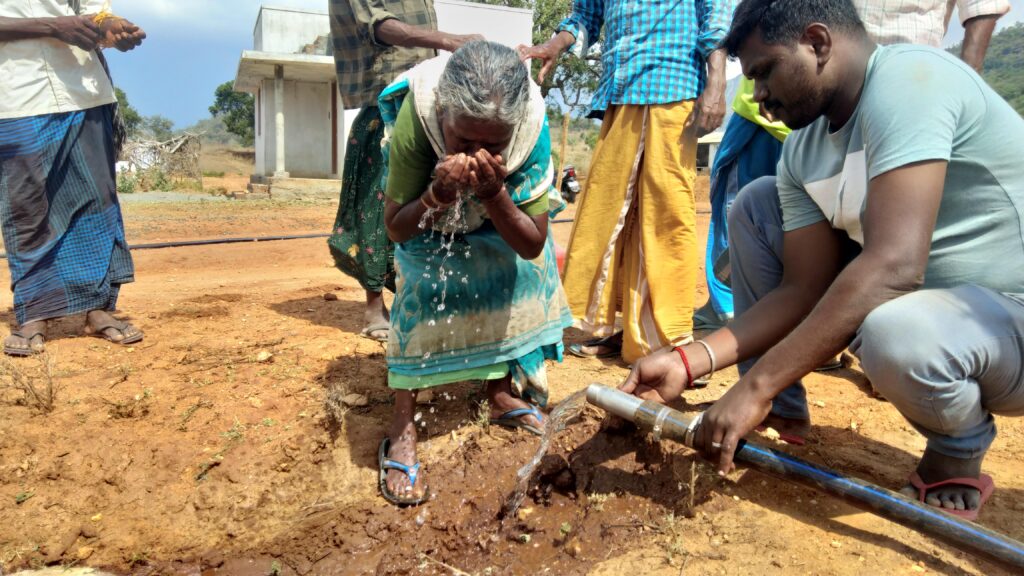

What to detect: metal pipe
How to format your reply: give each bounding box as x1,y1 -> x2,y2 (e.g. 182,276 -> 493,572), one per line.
585,384 -> 1024,571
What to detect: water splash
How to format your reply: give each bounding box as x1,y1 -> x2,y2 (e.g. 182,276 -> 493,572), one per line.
502,389 -> 589,517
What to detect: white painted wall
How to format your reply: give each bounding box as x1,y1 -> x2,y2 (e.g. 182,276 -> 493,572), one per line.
255,6 -> 330,53
435,0 -> 533,48
260,78 -> 335,178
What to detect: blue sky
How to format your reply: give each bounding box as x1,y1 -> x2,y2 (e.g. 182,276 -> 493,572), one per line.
106,1 -> 327,128
106,0 -> 1023,129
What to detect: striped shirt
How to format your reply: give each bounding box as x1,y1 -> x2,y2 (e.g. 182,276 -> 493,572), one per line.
329,0 -> 438,109
855,0 -> 1010,46
556,0 -> 737,112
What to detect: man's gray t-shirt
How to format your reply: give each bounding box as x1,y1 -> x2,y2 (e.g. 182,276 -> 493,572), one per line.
777,45 -> 1024,295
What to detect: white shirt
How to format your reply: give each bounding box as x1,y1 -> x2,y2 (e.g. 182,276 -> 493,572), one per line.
0,0 -> 116,120
855,0 -> 1011,46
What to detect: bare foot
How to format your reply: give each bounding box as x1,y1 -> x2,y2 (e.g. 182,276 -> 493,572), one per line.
3,320 -> 47,356
486,377 -> 543,430
362,290 -> 390,341
385,390 -> 427,502
899,449 -> 984,512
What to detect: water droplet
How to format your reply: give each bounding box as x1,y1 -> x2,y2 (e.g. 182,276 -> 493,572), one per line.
428,320 -> 436,327
414,412 -> 422,422
437,303 -> 446,312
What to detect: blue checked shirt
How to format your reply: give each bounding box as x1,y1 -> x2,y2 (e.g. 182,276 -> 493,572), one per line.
557,0 -> 736,113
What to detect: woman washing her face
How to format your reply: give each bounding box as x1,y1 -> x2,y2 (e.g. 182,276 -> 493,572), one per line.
377,40 -> 572,505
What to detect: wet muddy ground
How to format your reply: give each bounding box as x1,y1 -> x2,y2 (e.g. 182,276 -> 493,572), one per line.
0,185 -> 1022,575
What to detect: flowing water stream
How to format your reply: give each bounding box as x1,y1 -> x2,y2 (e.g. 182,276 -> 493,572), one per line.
503,388 -> 589,517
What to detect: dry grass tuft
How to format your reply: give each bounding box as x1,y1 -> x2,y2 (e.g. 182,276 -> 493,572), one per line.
0,352 -> 60,413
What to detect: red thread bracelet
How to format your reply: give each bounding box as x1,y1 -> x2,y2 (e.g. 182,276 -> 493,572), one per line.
673,346 -> 694,389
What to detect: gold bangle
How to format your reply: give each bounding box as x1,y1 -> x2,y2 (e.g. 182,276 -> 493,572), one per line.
428,185 -> 453,209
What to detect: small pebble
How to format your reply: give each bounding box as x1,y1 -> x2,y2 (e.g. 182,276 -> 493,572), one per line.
830,540 -> 842,549
813,400 -> 826,408
323,293 -> 339,301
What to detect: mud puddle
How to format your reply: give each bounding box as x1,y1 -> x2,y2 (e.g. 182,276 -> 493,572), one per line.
178,409 -> 711,576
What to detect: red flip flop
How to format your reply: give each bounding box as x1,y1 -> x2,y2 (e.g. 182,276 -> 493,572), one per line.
908,471 -> 995,521
755,424 -> 806,446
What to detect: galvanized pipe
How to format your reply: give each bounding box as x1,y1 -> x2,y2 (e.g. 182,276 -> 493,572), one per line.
585,385 -> 1024,571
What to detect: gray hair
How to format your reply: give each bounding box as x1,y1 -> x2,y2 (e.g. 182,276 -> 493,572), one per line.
436,40 -> 530,128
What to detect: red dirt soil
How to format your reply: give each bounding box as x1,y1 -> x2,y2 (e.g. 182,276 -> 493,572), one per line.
0,180 -> 1022,575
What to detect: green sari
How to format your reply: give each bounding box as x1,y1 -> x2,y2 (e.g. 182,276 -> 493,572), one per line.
327,106 -> 395,292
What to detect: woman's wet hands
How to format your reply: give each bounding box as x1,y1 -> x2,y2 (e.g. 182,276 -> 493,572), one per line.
469,149 -> 507,201
432,154 -> 471,205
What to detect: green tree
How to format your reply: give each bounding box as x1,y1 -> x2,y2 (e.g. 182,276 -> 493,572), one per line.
209,81 -> 255,147
114,87 -> 142,137
141,115 -> 175,141
949,23 -> 1024,117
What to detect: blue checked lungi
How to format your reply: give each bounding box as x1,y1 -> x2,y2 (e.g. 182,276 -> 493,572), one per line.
0,105 -> 134,325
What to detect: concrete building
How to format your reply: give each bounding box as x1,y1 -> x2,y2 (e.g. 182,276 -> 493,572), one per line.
233,3 -> 533,188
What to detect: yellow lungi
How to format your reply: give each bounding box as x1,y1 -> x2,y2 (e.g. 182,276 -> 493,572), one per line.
563,101 -> 698,363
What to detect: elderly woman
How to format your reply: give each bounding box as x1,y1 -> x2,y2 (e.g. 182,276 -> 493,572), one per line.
377,40 -> 571,505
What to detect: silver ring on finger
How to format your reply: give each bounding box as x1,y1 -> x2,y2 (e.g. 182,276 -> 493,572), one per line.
711,441 -> 722,449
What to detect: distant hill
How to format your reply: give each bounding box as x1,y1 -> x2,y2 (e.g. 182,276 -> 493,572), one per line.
182,116 -> 242,147
950,22 -> 1024,116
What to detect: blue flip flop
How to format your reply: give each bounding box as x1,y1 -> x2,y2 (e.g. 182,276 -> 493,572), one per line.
490,406 -> 545,436
378,438 -> 429,506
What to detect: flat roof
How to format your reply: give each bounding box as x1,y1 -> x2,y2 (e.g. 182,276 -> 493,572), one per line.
234,51 -> 334,93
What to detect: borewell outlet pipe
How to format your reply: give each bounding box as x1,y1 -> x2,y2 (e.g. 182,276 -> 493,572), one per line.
585,384 -> 1024,571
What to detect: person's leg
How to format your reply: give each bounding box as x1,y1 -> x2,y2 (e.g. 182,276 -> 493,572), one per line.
385,389 -> 427,500
621,101 -> 699,363
487,374 -> 543,430
364,289 -> 389,339
852,286 -> 1024,512
327,107 -> 392,340
728,176 -> 810,436
562,105 -> 643,347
